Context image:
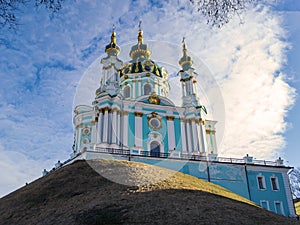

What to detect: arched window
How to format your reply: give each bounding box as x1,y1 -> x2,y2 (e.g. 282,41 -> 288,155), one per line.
143,83 -> 152,95
150,141 -> 160,157
123,85 -> 130,98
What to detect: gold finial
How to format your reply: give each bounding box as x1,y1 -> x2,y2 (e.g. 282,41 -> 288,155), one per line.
111,24 -> 116,44
138,20 -> 143,43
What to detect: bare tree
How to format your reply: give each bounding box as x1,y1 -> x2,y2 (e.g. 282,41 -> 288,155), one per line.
190,0 -> 255,27
0,0 -> 63,29
0,0 -> 25,29
289,167 -> 300,199
1,0 -> 256,29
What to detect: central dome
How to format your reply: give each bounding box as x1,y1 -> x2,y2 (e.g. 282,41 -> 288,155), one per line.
120,59 -> 163,77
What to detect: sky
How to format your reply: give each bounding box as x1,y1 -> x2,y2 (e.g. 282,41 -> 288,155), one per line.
0,0 -> 299,197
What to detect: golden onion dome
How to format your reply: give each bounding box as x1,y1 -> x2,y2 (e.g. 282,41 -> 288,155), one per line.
105,31 -> 121,56
129,28 -> 151,61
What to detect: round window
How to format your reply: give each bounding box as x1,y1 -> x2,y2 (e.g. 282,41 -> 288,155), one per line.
149,118 -> 161,129
82,127 -> 90,136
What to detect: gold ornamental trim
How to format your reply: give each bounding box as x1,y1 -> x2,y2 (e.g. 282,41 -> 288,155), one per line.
206,130 -> 216,134
166,116 -> 175,121
134,112 -> 144,117
112,108 -> 119,113
103,106 -> 109,111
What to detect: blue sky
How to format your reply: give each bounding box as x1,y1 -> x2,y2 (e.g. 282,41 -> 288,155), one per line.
0,0 -> 299,197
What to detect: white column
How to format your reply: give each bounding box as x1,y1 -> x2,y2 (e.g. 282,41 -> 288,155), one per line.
102,107 -> 109,143
132,80 -> 136,98
193,80 -> 198,95
111,109 -> 117,144
97,110 -> 103,143
206,132 -> 212,153
155,81 -> 159,94
191,118 -> 199,153
212,131 -> 217,154
138,80 -> 141,96
123,111 -> 129,147
91,120 -> 97,144
134,112 -> 143,148
180,118 -> 187,152
181,82 -> 185,97
167,116 -> 176,150
117,112 -> 121,145
108,110 -> 112,144
196,119 -> 204,153
186,119 -> 193,152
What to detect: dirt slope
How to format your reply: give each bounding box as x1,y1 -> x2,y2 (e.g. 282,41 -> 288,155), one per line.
0,159 -> 298,225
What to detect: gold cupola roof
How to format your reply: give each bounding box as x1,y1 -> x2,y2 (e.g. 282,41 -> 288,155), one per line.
129,21 -> 151,61
105,26 -> 121,56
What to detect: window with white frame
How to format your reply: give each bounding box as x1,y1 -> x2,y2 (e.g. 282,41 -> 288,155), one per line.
123,85 -> 130,98
274,201 -> 284,215
257,175 -> 266,190
260,200 -> 269,210
271,176 -> 279,191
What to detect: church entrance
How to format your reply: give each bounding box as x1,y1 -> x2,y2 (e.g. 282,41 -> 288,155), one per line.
150,141 -> 160,157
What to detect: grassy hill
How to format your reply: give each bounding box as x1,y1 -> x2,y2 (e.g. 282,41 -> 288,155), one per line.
0,159 -> 299,225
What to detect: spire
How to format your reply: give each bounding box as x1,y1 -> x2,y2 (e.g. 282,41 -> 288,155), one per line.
129,20 -> 151,60
105,24 -> 121,56
138,20 -> 143,43
179,37 -> 193,71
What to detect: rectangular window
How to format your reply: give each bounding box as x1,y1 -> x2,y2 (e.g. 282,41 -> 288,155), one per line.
260,200 -> 269,210
271,177 -> 279,190
257,176 -> 266,189
274,201 -> 284,216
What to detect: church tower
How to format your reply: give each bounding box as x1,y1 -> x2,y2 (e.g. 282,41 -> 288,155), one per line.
95,29 -> 123,97
178,38 -> 200,108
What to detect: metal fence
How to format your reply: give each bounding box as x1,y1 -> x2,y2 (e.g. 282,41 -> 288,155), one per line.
90,147 -> 281,167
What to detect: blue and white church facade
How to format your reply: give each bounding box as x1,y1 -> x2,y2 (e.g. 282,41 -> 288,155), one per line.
73,29 -> 217,158
67,28 -> 296,218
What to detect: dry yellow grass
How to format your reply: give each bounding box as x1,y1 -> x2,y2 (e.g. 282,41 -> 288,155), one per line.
88,159 -> 256,206
295,201 -> 300,216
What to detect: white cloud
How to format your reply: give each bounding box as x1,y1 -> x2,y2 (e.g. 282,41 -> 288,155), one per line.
0,142 -> 54,197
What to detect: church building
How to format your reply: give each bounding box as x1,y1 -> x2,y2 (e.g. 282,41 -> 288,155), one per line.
73,28 -> 217,158
67,27 -> 296,218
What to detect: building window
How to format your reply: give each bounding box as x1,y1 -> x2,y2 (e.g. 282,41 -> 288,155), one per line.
271,177 -> 279,191
257,175 -> 266,190
143,83 -> 152,95
123,85 -> 130,98
274,201 -> 284,215
260,200 -> 269,210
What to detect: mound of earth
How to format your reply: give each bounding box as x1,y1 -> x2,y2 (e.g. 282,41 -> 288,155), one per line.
0,159 -> 298,225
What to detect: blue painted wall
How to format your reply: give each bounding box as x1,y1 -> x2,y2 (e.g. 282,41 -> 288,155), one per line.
129,156 -> 291,216
128,112 -> 135,147
174,118 -> 182,151
247,169 -> 289,216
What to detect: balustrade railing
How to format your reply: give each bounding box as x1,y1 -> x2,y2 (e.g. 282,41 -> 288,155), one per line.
90,147 -> 281,167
